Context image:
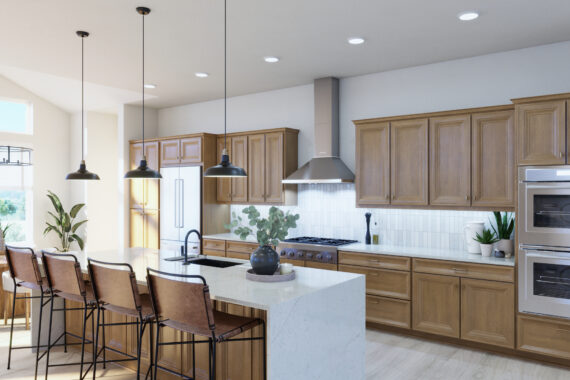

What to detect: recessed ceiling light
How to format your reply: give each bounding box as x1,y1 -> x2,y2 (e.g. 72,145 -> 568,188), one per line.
348,37 -> 365,45
458,11 -> 479,21
264,56 -> 279,63
144,83 -> 156,89
195,72 -> 209,78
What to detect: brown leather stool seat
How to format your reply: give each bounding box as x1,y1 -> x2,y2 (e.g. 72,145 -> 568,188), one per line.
101,292 -> 154,320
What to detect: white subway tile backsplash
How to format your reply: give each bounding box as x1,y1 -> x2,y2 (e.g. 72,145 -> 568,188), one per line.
230,184 -> 508,251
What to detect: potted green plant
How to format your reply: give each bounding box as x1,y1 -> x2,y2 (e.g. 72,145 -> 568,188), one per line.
473,228 -> 499,257
225,206 -> 300,275
43,190 -> 87,252
490,211 -> 514,258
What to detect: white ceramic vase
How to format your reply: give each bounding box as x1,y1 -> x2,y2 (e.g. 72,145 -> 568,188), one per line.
480,243 -> 493,257
464,221 -> 485,254
496,239 -> 514,258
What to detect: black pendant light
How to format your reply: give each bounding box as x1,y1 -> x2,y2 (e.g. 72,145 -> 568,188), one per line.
204,0 -> 247,178
66,31 -> 100,180
125,7 -> 162,180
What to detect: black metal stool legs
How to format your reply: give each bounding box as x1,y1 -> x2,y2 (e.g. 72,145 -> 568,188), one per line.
6,281 -> 17,370
33,291 -> 46,380
44,291 -> 55,380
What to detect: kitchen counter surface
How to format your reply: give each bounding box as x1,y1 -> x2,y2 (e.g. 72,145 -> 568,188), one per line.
340,243 -> 515,266
203,232 -> 258,243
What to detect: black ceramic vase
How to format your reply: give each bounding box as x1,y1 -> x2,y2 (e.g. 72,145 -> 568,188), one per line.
250,245 -> 280,275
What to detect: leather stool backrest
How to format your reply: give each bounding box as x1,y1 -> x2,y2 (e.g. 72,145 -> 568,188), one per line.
41,251 -> 85,296
5,246 -> 43,288
146,268 -> 215,335
88,259 -> 141,311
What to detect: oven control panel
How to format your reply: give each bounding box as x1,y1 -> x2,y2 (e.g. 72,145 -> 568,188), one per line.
277,245 -> 338,264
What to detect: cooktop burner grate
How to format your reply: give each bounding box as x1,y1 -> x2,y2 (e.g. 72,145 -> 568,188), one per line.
283,236 -> 358,246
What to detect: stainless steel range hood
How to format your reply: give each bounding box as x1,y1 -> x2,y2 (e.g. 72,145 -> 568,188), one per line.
282,77 -> 354,184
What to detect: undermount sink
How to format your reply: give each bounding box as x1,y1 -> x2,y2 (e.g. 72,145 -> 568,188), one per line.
186,258 -> 241,268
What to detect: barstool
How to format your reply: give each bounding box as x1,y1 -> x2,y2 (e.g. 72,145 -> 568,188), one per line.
146,268 -> 266,380
3,270 -> 31,329
5,246 -> 49,380
88,258 -> 155,380
41,251 -> 98,380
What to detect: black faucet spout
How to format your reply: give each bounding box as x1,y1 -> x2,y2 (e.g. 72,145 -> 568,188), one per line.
183,229 -> 202,264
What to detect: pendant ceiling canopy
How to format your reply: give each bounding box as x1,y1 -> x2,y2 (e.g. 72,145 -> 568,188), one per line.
204,0 -> 247,178
125,7 -> 162,180
66,31 -> 100,180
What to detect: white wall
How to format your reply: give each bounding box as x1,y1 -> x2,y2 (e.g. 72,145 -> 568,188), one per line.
0,74 -> 70,248
159,40 -> 570,171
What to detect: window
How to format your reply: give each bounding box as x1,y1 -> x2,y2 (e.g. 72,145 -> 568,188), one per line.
0,166 -> 33,243
0,99 -> 32,134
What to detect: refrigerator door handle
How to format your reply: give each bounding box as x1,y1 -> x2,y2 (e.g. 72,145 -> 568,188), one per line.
180,178 -> 185,228
174,179 -> 179,228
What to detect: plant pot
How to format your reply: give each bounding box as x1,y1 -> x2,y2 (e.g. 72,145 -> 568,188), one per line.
250,245 -> 280,275
480,243 -> 493,257
496,239 -> 514,258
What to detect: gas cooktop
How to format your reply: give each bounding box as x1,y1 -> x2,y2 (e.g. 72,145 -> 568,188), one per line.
282,236 -> 358,246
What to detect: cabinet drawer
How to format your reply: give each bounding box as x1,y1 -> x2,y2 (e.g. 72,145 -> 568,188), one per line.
339,251 -> 410,271
226,251 -> 250,261
305,261 -> 337,271
226,241 -> 258,254
517,314 -> 570,360
279,258 -> 304,267
203,249 -> 225,258
413,259 -> 514,283
203,239 -> 226,251
367,295 -> 410,329
339,264 -> 410,299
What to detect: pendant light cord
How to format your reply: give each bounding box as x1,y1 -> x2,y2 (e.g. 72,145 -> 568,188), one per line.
81,35 -> 85,162
142,11 -> 146,156
224,0 -> 227,150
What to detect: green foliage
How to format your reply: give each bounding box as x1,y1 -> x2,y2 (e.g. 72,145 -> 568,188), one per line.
0,221 -> 10,237
473,228 -> 499,245
490,212 -> 514,240
224,205 -> 300,246
0,199 -> 17,217
43,190 -> 87,251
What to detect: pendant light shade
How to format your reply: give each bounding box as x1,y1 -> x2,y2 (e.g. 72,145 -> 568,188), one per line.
204,0 -> 246,178
66,31 -> 100,180
125,7 -> 162,180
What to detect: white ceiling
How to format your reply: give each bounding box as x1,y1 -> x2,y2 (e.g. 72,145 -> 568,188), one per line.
1,0 -> 570,112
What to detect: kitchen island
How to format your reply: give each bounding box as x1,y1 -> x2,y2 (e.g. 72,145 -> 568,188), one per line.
32,248 -> 365,380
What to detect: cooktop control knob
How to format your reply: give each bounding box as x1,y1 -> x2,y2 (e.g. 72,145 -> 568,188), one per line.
280,250 -> 286,256
287,250 -> 296,258
306,252 -> 314,259
323,252 -> 332,261
316,253 -> 323,260
297,251 -> 304,258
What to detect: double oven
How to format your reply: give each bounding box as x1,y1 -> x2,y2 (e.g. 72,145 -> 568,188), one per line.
518,166 -> 570,319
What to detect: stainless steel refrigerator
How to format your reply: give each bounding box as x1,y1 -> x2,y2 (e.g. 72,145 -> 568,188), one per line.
160,166 -> 202,255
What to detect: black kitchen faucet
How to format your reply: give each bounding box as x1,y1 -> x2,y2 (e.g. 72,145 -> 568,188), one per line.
182,229 -> 202,265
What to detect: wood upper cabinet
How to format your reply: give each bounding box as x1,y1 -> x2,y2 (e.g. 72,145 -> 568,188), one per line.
180,137 -> 202,164
391,118 -> 428,205
265,132 -> 285,203
516,100 -> 566,165
412,273 -> 460,338
472,110 -> 515,208
160,139 -> 181,166
429,115 -> 471,206
129,209 -> 159,249
231,135 -> 248,203
356,122 -> 390,206
248,134 -> 266,203
216,136 -> 232,202
129,141 -> 159,210
461,278 -> 514,348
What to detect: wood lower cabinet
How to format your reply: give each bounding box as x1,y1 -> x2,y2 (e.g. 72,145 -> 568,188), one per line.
515,100 -> 566,165
367,295 -> 410,329
471,110 -> 515,208
130,209 -> 159,249
339,264 -> 410,299
231,136 -> 248,203
429,114 -> 471,206
412,273 -> 460,338
355,122 -> 390,206
517,314 -> 570,360
460,278 -> 514,348
391,118 -> 428,206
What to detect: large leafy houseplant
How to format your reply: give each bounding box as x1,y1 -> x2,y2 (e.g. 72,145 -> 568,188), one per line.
225,206 -> 300,247
490,211 -> 514,240
43,190 -> 87,252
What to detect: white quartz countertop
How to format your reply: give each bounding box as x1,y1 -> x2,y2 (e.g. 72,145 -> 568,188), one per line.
339,243 -> 515,266
203,232 -> 258,243
76,248 -> 362,311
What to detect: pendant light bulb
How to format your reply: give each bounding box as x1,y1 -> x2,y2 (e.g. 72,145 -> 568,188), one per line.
125,7 -> 162,180
66,30 -> 100,180
204,0 -> 247,178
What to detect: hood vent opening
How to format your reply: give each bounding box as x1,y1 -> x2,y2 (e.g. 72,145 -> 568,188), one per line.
282,77 -> 355,184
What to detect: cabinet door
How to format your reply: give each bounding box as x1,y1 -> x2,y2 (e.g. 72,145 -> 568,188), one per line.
517,314 -> 570,360
472,111 -> 515,208
429,115 -> 471,206
144,141 -> 160,210
216,136 -> 232,202
461,278 -> 514,348
161,139 -> 181,166
129,209 -> 145,248
144,209 -> 160,249
180,137 -> 202,164
265,132 -> 285,203
391,119 -> 428,205
516,100 -> 566,165
231,136 -> 248,202
356,123 -> 390,206
248,134 -> 266,203
412,273 -> 460,338
129,143 -> 145,209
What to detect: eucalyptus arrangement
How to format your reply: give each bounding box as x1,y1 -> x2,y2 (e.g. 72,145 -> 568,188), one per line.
473,228 -> 499,257
490,211 -> 515,257
43,190 -> 87,252
225,206 -> 300,275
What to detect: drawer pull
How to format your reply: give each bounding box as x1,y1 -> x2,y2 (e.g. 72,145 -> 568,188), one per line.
368,259 -> 380,263
367,272 -> 379,277
369,300 -> 380,304
453,268 -> 468,273
556,328 -> 570,334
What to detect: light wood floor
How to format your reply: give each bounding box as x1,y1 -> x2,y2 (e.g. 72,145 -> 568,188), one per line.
1,319 -> 569,379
